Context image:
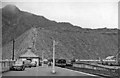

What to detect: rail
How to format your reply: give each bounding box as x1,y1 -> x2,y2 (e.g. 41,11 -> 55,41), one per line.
0,60 -> 15,73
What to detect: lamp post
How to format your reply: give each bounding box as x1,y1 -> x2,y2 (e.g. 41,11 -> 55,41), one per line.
52,40 -> 56,73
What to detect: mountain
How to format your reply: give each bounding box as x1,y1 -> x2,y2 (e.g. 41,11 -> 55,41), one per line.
1,5 -> 119,60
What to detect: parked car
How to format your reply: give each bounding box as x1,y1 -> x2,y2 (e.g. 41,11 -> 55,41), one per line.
31,61 -> 37,67
10,61 -> 25,71
23,60 -> 32,68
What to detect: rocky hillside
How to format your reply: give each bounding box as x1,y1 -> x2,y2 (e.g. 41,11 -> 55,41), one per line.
1,5 -> 119,60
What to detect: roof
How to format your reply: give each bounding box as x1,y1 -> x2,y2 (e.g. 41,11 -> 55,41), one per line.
106,56 -> 115,60
19,49 -> 39,58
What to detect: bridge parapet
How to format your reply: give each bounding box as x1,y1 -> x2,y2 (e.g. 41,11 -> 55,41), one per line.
0,60 -> 15,73
73,62 -> 120,77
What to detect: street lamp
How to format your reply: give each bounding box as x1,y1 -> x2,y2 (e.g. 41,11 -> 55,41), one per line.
52,40 -> 56,73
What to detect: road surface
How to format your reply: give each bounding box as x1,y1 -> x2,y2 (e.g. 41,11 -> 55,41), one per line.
2,65 -> 99,77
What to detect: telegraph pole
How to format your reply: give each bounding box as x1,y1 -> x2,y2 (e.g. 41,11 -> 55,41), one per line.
12,39 -> 15,60
52,40 -> 56,73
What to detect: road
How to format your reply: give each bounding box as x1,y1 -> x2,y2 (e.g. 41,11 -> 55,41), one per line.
2,65 -> 99,77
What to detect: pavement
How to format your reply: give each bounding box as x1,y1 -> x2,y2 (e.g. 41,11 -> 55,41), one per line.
2,65 -> 99,77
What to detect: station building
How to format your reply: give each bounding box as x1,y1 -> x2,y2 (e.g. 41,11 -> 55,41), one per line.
19,48 -> 40,66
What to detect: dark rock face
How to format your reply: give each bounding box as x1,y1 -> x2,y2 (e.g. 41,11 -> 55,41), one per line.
1,5 -> 119,60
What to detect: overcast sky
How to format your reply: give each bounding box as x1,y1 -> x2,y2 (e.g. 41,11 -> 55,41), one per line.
1,0 -> 119,29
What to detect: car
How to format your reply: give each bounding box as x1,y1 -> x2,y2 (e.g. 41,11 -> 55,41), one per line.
31,61 -> 37,67
10,61 -> 25,71
23,60 -> 32,68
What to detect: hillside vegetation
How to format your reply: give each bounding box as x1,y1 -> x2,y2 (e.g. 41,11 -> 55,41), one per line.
1,5 -> 119,60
